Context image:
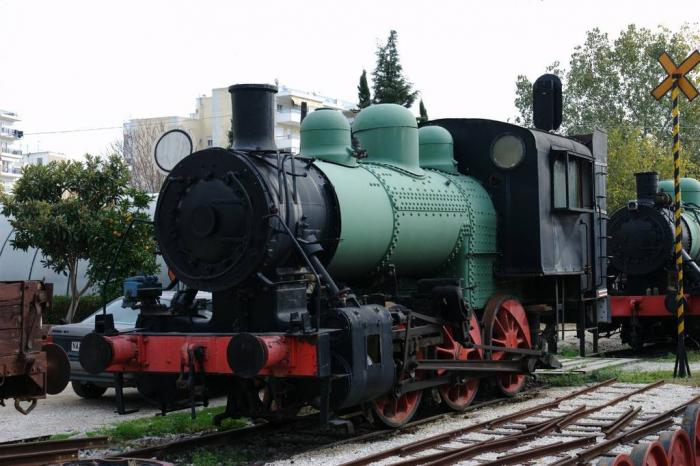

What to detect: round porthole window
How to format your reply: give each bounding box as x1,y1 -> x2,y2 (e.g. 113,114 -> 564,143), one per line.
491,134 -> 525,169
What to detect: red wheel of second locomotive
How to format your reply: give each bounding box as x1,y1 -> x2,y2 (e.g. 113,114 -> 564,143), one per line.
631,442 -> 670,466
682,404 -> 700,466
598,454 -> 634,466
482,294 -> 532,397
659,430 -> 694,466
435,313 -> 482,411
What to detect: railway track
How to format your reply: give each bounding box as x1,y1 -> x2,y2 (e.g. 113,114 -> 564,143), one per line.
0,436 -> 108,466
99,391 -> 537,463
340,378 -> 700,466
11,379 -> 692,465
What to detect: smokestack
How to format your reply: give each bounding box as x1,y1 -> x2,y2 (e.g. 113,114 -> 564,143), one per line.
635,171 -> 659,205
228,84 -> 278,151
533,74 -> 563,132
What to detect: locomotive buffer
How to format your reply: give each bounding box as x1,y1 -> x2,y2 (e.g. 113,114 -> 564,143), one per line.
651,50 -> 700,378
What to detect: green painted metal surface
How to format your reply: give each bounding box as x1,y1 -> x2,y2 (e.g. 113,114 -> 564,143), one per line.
684,209 -> 700,260
315,157 -> 498,308
361,165 -> 466,274
659,178 -> 700,260
352,104 -> 423,176
300,108 -> 357,167
314,161 -> 394,277
659,178 -> 700,206
418,126 -> 458,174
437,174 -> 498,308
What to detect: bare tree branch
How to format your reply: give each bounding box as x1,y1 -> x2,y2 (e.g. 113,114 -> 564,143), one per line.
110,121 -> 168,192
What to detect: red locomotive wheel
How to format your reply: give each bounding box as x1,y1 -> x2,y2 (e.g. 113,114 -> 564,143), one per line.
371,344 -> 423,428
659,430 -> 693,466
436,314 -> 482,411
482,295 -> 532,397
370,389 -> 422,428
682,404 -> 700,466
598,454 -> 634,466
631,442 -> 670,466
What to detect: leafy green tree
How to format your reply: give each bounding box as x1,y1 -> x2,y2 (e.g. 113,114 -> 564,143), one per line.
513,24 -> 700,211
357,69 -> 372,109
606,127 -> 700,210
0,155 -> 158,322
514,25 -> 700,147
418,99 -> 429,123
372,30 -> 419,107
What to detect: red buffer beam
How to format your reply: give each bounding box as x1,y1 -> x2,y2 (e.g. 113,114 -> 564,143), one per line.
78,332 -> 323,377
610,295 -> 700,318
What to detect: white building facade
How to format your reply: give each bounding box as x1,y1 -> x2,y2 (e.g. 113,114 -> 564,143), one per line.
0,109 -> 23,192
124,84 -> 356,155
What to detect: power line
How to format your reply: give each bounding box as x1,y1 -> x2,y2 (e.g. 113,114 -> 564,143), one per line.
22,113 -> 236,136
19,114 -> 700,138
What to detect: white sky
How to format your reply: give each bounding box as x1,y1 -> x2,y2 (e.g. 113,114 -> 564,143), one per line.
1,0 -> 698,157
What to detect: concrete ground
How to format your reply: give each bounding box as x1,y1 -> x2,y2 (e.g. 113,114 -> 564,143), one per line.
0,385 -> 225,442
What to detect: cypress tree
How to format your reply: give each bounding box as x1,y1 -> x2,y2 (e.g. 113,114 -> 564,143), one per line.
372,30 -> 418,108
419,99 -> 428,123
357,70 -> 371,109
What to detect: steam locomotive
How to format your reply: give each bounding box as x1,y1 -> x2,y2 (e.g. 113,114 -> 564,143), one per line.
608,172 -> 700,349
79,81 -> 609,427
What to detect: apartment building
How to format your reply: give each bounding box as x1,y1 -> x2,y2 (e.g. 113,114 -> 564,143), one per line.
0,109 -> 23,192
124,84 -> 356,158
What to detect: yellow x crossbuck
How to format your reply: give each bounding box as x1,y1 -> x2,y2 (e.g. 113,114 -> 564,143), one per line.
651,50 -> 700,101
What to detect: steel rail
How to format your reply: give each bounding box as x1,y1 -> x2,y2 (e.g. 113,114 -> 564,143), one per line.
107,420 -> 293,459
391,414 -> 597,466
0,436 -> 108,466
549,418 -> 674,466
601,406 -> 641,438
112,391 -> 529,462
2,448 -> 82,466
555,380 -> 664,429
521,405 -> 587,434
389,381 -> 659,466
477,436 -> 597,466
322,393 -> 519,450
486,378 -> 616,429
404,433 -> 533,466
550,394 -> 700,465
340,379 -> 616,466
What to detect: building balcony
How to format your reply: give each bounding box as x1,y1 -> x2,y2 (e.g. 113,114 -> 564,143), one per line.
0,110 -> 20,122
276,109 -> 301,126
0,167 -> 22,177
1,149 -> 23,156
0,127 -> 21,140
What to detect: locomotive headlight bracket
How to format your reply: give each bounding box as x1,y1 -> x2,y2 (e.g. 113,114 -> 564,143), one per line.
490,133 -> 525,170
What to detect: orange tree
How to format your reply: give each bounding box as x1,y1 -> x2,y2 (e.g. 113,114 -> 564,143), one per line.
0,155 -> 157,322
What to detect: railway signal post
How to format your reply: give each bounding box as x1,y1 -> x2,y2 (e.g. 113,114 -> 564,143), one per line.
651,50 -> 700,378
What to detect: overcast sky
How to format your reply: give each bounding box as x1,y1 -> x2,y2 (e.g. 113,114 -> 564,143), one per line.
1,0 -> 698,157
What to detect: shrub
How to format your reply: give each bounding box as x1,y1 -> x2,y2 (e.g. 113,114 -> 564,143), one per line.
45,295 -> 107,324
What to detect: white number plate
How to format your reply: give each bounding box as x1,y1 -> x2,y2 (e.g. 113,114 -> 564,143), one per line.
71,341 -> 81,352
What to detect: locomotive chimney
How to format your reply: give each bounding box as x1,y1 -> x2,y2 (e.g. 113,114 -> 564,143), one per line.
533,74 -> 563,132
228,83 -> 278,151
635,171 -> 659,205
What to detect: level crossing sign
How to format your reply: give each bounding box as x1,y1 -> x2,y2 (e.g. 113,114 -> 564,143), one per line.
651,50 -> 700,378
